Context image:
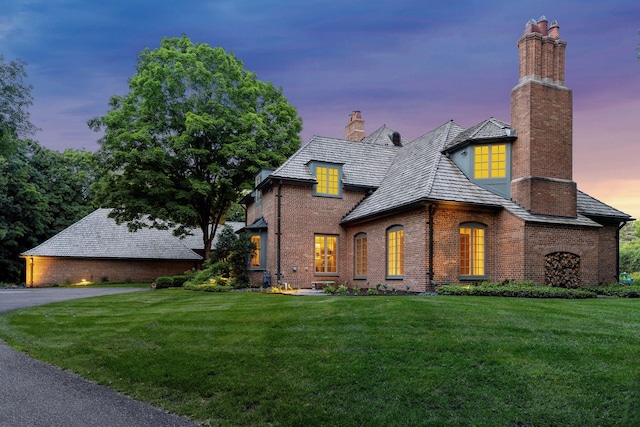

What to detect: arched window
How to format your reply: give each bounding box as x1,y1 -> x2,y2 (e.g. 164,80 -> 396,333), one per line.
459,223 -> 486,277
386,226 -> 404,278
354,233 -> 367,278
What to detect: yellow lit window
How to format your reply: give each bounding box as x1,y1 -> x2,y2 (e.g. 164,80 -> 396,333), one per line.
355,233 -> 367,277
315,235 -> 338,274
316,166 -> 340,196
460,226 -> 485,276
387,226 -> 404,277
474,144 -> 506,179
250,235 -> 261,268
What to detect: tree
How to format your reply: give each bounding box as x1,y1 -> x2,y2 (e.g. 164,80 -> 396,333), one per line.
0,55 -> 38,147
89,36 -> 302,260
0,56 -> 97,283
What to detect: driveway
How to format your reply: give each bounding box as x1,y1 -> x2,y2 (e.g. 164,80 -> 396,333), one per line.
0,287 -> 198,426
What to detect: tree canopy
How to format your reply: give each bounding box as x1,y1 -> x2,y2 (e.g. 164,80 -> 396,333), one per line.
90,36 -> 302,259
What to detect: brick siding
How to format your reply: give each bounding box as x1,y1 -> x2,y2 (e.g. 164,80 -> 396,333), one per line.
25,257 -> 199,287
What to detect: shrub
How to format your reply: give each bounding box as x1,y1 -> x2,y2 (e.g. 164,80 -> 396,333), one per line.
154,276 -> 174,289
336,284 -> 349,294
583,284 -> 640,298
183,276 -> 233,292
171,275 -> 190,287
323,284 -> 336,294
436,281 -> 595,299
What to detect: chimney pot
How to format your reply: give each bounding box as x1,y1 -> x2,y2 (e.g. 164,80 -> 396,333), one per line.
538,15 -> 548,35
548,20 -> 560,39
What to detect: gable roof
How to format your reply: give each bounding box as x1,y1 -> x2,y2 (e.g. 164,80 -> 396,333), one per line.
21,209 -> 203,260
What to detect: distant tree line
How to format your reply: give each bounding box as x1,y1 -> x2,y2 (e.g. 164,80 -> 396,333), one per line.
0,56 -> 97,282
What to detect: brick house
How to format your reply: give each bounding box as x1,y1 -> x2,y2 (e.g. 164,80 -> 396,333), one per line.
20,208 -> 242,287
241,17 -> 632,291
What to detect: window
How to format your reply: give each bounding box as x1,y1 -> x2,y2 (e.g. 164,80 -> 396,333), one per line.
474,144 -> 506,179
315,235 -> 338,274
312,162 -> 342,197
354,233 -> 367,278
250,235 -> 261,268
460,224 -> 485,277
386,226 -> 404,278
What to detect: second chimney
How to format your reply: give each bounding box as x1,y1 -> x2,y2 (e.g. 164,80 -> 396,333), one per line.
345,111 -> 365,141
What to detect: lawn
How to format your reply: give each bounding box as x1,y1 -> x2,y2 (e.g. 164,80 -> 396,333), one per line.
1,291 -> 639,426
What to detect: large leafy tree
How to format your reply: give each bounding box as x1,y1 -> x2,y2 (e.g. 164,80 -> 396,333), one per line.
90,36 -> 302,259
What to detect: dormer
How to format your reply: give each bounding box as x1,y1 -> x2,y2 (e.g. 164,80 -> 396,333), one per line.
443,118 -> 516,199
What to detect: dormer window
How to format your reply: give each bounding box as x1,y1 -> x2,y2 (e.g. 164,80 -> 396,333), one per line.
474,144 -> 506,179
311,162 -> 342,197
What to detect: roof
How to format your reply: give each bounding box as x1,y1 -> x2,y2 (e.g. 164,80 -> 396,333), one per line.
577,191 -> 632,221
269,132 -> 400,189
340,118 -> 630,225
21,209 -> 203,260
443,117 -> 515,153
342,120 -> 515,222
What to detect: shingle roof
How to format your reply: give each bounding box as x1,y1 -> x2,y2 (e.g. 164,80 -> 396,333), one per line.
21,209 -> 203,260
342,120 -> 512,222
577,191 -> 632,220
361,124 -> 411,146
443,117 -> 514,152
269,133 -> 400,189
341,118 -> 628,226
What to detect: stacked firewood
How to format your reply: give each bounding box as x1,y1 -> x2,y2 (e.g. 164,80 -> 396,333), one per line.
545,252 -> 581,288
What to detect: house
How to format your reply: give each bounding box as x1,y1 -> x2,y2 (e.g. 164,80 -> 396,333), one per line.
20,208 -> 243,287
241,17 -> 632,291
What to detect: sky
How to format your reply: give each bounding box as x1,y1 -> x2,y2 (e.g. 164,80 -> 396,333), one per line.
2,0 -> 639,220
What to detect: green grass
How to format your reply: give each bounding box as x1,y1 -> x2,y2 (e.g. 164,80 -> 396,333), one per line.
1,291 -> 640,426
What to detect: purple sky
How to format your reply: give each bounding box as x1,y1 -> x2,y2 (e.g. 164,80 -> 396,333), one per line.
3,0 -> 639,219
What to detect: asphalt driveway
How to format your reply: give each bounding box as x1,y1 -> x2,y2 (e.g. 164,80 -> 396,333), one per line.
0,287 -> 198,426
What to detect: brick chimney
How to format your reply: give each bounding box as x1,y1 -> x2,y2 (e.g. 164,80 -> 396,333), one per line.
510,16 -> 577,217
345,110 -> 365,141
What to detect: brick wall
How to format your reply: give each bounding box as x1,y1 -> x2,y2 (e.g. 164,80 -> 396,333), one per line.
25,257 -> 199,287
247,182 -> 367,288
523,224 -> 600,286
597,223 -> 621,285
511,28 -> 577,218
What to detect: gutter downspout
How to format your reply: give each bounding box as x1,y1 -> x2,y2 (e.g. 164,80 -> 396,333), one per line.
428,204 -> 436,290
276,180 -> 283,284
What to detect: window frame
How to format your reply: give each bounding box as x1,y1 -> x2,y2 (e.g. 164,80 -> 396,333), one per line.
459,222 -> 486,279
248,232 -> 267,270
311,161 -> 343,198
386,225 -> 404,279
354,233 -> 368,279
473,144 -> 507,180
314,234 -> 339,276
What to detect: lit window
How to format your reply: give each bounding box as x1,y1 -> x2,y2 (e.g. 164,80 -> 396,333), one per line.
354,233 -> 367,278
460,225 -> 485,277
315,235 -> 338,274
387,226 -> 404,278
313,163 -> 341,197
474,144 -> 506,179
250,235 -> 261,268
